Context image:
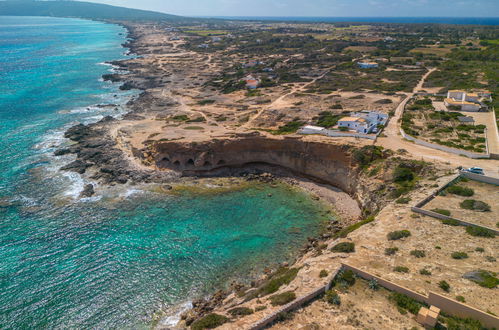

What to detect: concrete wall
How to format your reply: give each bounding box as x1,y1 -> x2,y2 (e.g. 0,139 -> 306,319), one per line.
299,128 -> 377,140
400,129 -> 490,159
460,171 -> 499,185
249,267 -> 341,330
342,264 -> 499,329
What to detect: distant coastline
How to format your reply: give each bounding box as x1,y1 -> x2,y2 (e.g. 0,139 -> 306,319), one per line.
201,16 -> 499,25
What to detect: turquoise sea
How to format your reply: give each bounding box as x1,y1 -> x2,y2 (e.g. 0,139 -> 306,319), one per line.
0,16 -> 330,328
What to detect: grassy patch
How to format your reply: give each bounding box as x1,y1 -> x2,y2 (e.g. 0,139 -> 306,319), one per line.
257,267 -> 299,296
389,292 -> 427,315
396,197 -> 411,204
410,250 -> 426,258
183,126 -> 205,130
333,269 -> 356,287
387,230 -> 411,241
324,290 -> 341,305
466,226 -> 496,238
394,266 -> 409,273
191,314 -> 228,330
447,185 -> 474,197
228,307 -> 254,317
442,219 -> 461,226
432,208 -> 451,216
334,216 -> 375,238
451,252 -> 469,259
460,199 -> 491,212
331,242 -> 355,253
464,270 -> 498,289
269,291 -> 296,306
319,270 -> 328,278
439,280 -> 451,292
420,269 -> 432,276
385,247 -> 399,256
272,119 -> 304,135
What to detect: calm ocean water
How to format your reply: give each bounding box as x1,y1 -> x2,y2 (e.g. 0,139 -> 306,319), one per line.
210,16 -> 499,25
0,16 -> 330,328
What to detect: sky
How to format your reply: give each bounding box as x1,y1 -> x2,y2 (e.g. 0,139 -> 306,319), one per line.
84,0 -> 499,17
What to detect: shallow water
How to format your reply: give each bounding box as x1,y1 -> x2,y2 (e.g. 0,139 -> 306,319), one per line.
0,16 -> 332,328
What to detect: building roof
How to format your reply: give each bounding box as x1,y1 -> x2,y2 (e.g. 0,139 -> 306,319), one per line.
467,93 -> 479,97
445,98 -> 479,106
448,90 -> 465,93
302,125 -> 325,130
339,117 -> 363,122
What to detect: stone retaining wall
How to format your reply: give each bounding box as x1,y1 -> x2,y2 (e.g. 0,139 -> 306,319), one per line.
248,267 -> 341,330
342,264 -> 499,329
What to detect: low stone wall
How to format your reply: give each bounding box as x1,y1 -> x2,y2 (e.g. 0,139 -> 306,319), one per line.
400,128 -> 490,159
249,267 -> 341,330
460,171 -> 499,185
342,264 -> 499,329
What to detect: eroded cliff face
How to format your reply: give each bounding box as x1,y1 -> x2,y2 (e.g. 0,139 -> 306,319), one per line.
142,135 -> 362,198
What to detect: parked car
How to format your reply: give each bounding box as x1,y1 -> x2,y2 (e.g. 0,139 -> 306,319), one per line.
463,167 -> 484,175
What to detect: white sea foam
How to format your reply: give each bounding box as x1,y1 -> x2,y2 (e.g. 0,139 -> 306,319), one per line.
120,188 -> 144,198
160,301 -> 193,328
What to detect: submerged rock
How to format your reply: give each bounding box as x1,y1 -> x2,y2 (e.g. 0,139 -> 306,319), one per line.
79,184 -> 95,198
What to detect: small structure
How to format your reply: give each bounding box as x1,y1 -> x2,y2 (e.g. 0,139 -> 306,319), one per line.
444,90 -> 491,112
358,61 -> 378,69
243,60 -> 263,68
338,111 -> 388,134
211,36 -> 222,42
197,43 -> 209,49
417,306 -> 440,328
458,116 -> 475,124
243,75 -> 259,89
299,125 -> 325,134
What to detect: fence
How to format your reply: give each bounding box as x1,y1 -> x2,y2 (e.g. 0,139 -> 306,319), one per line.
249,267 -> 341,330
342,264 -> 499,329
400,128 -> 490,159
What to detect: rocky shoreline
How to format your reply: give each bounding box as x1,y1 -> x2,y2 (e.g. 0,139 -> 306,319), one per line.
53,20 -> 365,328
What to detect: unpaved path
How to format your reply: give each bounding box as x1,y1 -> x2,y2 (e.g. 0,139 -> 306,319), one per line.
376,68 -> 499,176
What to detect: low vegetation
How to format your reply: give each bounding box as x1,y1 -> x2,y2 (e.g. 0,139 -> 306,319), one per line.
393,266 -> 409,273
228,307 -> 254,317
331,242 -> 355,253
439,280 -> 451,292
256,267 -> 300,296
269,291 -> 296,306
431,208 -> 451,216
460,199 -> 491,212
385,247 -> 399,256
387,230 -> 411,241
410,250 -> 426,258
389,292 -> 427,315
324,290 -> 341,305
451,251 -> 469,259
447,185 -> 475,197
466,226 -> 496,238
191,313 -> 228,330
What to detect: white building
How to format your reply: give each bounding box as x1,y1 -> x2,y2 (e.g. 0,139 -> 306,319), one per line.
445,90 -> 484,112
358,61 -> 379,69
299,125 -> 325,134
338,111 -> 389,134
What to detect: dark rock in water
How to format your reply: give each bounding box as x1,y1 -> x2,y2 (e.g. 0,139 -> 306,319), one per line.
162,185 -> 173,191
64,124 -> 90,141
116,176 -> 128,184
60,160 -> 92,174
119,82 -> 135,90
80,184 -> 95,198
54,148 -> 72,156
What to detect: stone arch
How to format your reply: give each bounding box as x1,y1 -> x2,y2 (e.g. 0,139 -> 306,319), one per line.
186,159 -> 195,166
203,161 -> 212,167
217,159 -> 226,165
173,160 -> 181,166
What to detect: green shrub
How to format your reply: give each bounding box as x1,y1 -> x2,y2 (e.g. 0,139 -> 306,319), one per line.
334,269 -> 356,287
368,279 -> 380,290
410,250 -> 426,258
442,219 -> 461,226
485,256 -> 496,262
393,166 -> 415,183
460,199 -> 491,212
387,230 -> 411,241
228,307 -> 253,317
442,315 -> 483,330
269,291 -> 296,306
258,267 -> 299,296
439,280 -> 450,292
475,247 -> 484,253
255,305 -> 267,312
191,314 -> 228,330
447,185 -> 474,197
420,269 -> 432,276
432,209 -> 451,216
389,292 -> 426,315
331,242 -> 355,253
451,252 -> 468,259
334,216 -> 375,238
394,266 -> 409,273
324,290 -> 341,305
466,226 -> 496,238
456,295 -> 466,303
464,270 -> 498,289
319,270 -> 328,278
396,197 -> 411,204
385,247 -> 399,256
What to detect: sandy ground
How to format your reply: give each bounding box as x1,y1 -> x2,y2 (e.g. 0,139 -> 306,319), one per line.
424,180 -> 499,229
467,112 -> 499,155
